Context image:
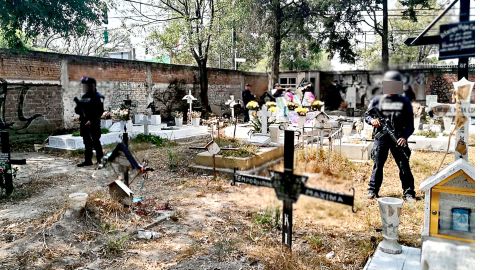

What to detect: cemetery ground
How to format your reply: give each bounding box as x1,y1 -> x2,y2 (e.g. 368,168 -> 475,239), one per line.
0,136 -> 475,270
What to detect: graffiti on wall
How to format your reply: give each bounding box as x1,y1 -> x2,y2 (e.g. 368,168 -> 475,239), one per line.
0,78 -> 42,130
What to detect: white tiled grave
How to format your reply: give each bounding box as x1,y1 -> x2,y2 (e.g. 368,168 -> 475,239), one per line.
48,125 -> 210,150
48,132 -> 124,150
409,135 -> 456,152
363,245 -> 421,270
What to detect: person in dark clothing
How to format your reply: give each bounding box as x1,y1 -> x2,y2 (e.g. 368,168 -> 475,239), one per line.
259,91 -> 275,107
75,76 -> 105,167
403,85 -> 416,102
242,84 -> 256,122
364,71 -> 416,202
324,80 -> 344,110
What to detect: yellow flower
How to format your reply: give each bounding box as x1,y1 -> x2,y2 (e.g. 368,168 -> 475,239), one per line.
266,101 -> 277,108
246,101 -> 259,110
268,106 -> 277,113
295,107 -> 308,116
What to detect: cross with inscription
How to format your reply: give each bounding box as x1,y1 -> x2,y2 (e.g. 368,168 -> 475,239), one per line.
232,130 -> 355,249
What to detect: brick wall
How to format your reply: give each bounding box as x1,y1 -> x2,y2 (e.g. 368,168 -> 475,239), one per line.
0,50 -> 269,131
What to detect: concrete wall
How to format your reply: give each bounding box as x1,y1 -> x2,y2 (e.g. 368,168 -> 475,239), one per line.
0,50 -> 269,132
278,68 -> 475,109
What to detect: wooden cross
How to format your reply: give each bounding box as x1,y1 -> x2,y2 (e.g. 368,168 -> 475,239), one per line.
232,130 -> 355,249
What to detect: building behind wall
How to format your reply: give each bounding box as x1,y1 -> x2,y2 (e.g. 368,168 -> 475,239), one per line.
277,66 -> 475,109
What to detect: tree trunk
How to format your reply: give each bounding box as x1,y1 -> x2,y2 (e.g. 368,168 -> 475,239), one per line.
198,60 -> 211,112
381,0 -> 389,71
270,1 -> 282,88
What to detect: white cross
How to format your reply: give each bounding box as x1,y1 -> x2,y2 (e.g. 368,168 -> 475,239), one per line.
225,95 -> 237,121
260,105 -> 271,135
182,90 -> 197,124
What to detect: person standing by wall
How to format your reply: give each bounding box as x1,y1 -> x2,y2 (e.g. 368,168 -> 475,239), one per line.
74,76 -> 105,167
364,71 -> 416,201
242,84 -> 255,122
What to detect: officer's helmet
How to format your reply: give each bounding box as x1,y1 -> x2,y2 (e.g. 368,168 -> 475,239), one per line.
382,70 -> 403,95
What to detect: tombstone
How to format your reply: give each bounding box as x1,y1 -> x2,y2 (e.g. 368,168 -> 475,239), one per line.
232,130 -> 355,249
426,95 -> 438,108
248,105 -> 271,145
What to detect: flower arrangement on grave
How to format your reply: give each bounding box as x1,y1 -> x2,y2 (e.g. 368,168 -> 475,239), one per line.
287,102 -> 299,110
189,111 -> 201,118
266,101 -> 277,108
268,106 -> 277,113
246,100 -> 259,111
112,108 -> 130,121
311,100 -> 324,111
101,110 -> 112,120
295,107 -> 308,116
173,111 -> 183,118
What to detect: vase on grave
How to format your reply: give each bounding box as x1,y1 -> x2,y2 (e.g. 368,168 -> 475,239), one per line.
378,197 -> 403,254
175,117 -> 183,127
414,117 -> 421,130
192,117 -> 201,127
297,115 -> 306,128
101,119 -> 113,129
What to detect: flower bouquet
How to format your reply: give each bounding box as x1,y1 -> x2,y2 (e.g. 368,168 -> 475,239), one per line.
246,100 -> 260,111
311,100 -> 324,111
294,107 -> 308,116
266,101 -> 277,108
189,111 -> 201,126
173,111 -> 183,127
112,108 -> 130,121
287,102 -> 299,110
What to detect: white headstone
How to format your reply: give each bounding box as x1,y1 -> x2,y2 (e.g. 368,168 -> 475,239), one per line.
260,105 -> 270,135
346,87 -> 356,109
426,95 -> 438,108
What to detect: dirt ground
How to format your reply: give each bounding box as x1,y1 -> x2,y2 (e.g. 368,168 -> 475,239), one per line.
0,137 -> 475,270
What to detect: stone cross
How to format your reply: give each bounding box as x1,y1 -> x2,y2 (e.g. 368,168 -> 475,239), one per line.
182,90 -> 197,123
260,104 -> 270,135
232,130 -> 355,249
225,95 -> 237,121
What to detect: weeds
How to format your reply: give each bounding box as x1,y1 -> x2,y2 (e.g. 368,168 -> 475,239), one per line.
103,235 -> 129,257
212,238 -> 237,259
167,148 -> 179,170
416,130 -> 438,138
132,134 -> 176,147
253,207 -> 280,230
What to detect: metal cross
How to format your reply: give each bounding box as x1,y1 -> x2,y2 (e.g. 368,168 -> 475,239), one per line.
232,130 -> 355,249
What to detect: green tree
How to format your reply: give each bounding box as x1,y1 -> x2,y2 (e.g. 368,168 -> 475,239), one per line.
358,0 -> 450,69
0,0 -> 107,49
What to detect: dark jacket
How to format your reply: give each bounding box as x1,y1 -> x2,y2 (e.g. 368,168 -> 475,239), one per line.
75,91 -> 104,129
365,94 -> 414,140
242,90 -> 255,107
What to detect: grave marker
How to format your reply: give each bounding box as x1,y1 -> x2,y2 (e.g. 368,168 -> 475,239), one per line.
183,90 -> 197,125
232,130 -> 354,249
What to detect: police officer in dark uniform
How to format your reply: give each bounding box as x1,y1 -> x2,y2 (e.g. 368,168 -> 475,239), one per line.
364,71 -> 416,201
74,76 -> 104,167
242,84 -> 255,122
